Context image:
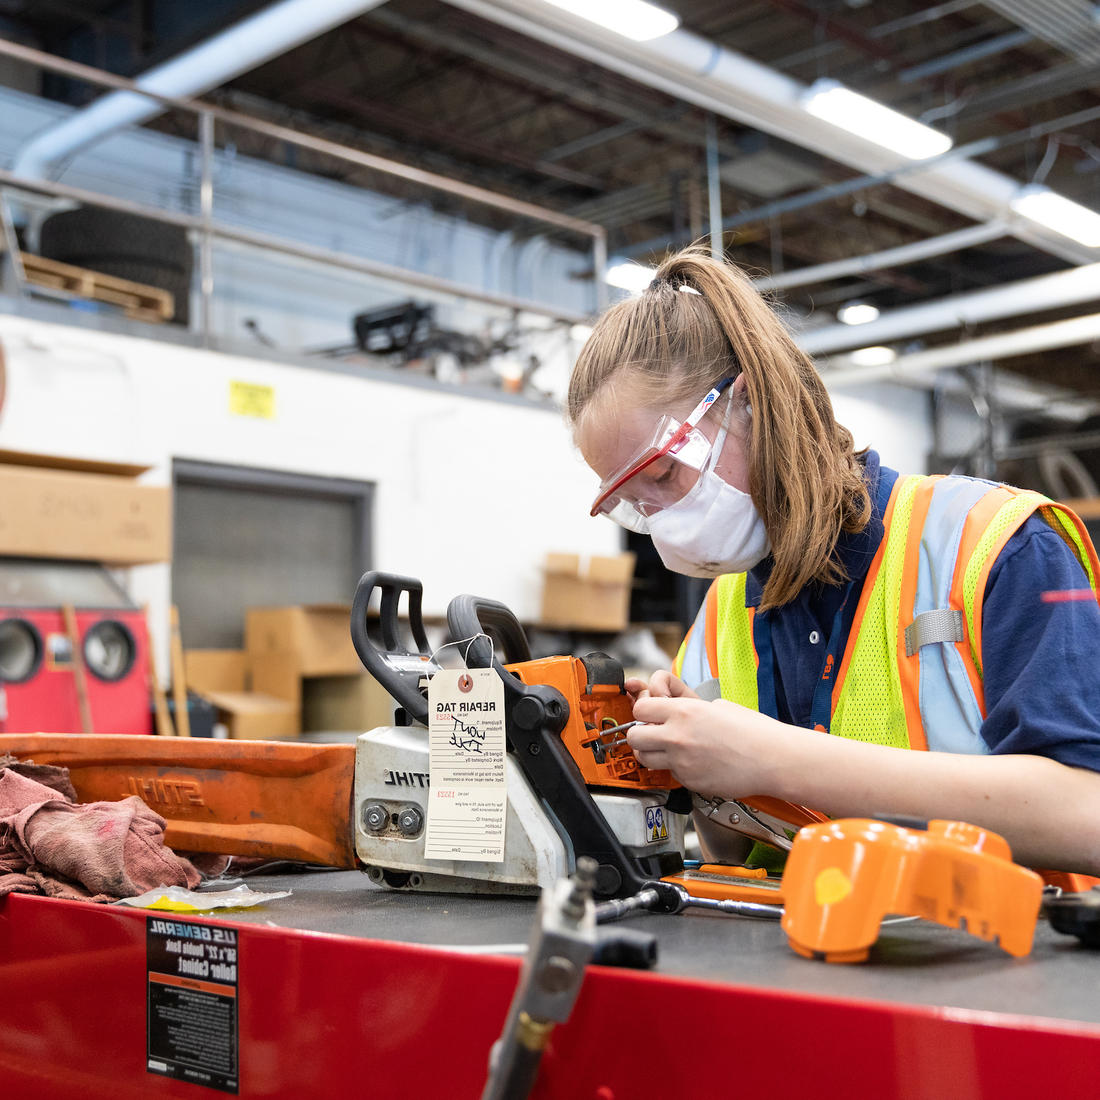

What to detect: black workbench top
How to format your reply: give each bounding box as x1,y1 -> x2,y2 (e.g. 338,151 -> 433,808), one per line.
225,868 -> 1100,1027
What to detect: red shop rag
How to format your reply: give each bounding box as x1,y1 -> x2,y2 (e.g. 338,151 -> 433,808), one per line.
0,755 -> 201,903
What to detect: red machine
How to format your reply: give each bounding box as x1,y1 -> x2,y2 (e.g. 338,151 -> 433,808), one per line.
0,558 -> 151,736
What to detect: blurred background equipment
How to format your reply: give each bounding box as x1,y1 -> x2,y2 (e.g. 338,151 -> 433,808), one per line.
0,558 -> 150,736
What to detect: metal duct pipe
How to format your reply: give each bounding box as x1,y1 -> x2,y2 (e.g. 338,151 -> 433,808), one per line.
798,261 -> 1100,356
442,0 -> 1099,266
824,310 -> 1100,386
13,0 -> 389,179
755,220 -> 1010,292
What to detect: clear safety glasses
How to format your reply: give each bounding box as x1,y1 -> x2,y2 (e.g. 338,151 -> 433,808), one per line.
590,376 -> 736,532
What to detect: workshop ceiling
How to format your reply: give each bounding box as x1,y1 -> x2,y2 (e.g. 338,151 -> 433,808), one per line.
7,0 -> 1100,397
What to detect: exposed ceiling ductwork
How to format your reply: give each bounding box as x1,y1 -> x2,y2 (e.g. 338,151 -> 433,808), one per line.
440,0 -> 1099,266
798,261 -> 1100,357
13,0 -> 391,180
754,221 -> 1010,293
824,309 -> 1100,387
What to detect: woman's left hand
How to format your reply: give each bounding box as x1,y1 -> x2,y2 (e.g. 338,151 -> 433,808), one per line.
628,695 -> 791,797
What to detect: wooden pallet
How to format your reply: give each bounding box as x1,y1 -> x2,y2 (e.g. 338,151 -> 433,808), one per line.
18,251 -> 175,323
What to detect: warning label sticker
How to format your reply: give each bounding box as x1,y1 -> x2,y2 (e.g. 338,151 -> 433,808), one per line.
147,916 -> 239,1094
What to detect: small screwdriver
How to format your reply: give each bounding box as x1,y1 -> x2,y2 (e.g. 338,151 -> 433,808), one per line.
590,720 -> 641,750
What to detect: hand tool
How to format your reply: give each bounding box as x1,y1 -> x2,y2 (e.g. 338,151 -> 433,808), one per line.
480,857 -> 598,1100
595,879 -> 783,923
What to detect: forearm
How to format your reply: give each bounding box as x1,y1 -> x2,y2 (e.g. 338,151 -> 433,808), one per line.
759,724 -> 1100,873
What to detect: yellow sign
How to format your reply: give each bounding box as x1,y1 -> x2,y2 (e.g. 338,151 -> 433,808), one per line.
229,380 -> 275,419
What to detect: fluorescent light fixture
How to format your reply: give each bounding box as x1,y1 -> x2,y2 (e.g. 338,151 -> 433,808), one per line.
543,0 -> 679,40
1010,185 -> 1100,248
605,261 -> 657,293
848,345 -> 897,367
801,79 -> 952,160
837,302 -> 880,325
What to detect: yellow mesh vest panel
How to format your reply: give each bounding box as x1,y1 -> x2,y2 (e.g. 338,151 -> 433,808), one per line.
715,572 -> 758,709
830,475 -> 925,749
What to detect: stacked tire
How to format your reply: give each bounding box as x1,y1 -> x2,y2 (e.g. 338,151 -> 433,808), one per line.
39,208 -> 193,325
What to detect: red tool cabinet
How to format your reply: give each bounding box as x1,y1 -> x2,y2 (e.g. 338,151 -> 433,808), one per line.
2,885 -> 1099,1100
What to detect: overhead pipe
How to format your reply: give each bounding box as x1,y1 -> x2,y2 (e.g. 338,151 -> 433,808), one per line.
797,260 -> 1100,356
897,28 -> 1033,83
823,310 -> 1100,386
441,0 -> 1099,266
754,220 -> 1010,292
13,0 -> 390,180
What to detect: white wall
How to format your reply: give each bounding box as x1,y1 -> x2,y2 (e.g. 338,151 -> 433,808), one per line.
828,381 -> 931,477
0,314 -> 621,671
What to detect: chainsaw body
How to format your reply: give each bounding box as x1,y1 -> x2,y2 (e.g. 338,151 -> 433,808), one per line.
352,724 -> 682,895
348,577 -> 686,898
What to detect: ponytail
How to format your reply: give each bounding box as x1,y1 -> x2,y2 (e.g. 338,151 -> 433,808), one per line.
567,245 -> 871,609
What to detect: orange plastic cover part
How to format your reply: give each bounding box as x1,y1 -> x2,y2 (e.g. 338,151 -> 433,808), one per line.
781,818 -> 1043,963
0,734 -> 357,868
506,655 -> 679,790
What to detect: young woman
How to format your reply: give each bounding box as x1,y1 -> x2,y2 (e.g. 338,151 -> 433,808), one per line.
569,247 -> 1100,876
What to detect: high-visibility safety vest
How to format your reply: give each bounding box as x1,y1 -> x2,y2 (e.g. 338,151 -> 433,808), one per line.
675,474 -> 1100,753
673,475 -> 1100,890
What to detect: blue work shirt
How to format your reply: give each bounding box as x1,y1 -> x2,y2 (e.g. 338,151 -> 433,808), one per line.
745,451 -> 1100,773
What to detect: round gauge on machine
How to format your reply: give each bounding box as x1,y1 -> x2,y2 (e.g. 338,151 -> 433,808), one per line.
82,620 -> 136,682
0,618 -> 43,683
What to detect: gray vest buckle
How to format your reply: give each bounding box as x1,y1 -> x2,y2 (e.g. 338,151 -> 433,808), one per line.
904,608 -> 965,658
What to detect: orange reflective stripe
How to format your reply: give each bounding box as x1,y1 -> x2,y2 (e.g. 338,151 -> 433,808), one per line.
746,606 -> 758,670
949,487 -> 1013,717
896,477 -> 940,752
832,477 -> 903,714
705,580 -> 720,679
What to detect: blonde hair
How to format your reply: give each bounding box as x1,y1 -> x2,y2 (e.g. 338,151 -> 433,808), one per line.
568,246 -> 871,610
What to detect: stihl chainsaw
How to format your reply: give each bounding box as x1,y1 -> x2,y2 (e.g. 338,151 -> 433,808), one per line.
0,571 -> 811,902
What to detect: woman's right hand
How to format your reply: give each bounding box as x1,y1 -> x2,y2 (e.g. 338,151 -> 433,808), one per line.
625,670 -> 699,707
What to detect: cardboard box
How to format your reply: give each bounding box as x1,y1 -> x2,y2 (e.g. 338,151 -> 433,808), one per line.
245,605 -> 361,676
203,690 -> 298,740
302,674 -> 394,733
184,649 -> 248,694
540,552 -> 636,632
250,652 -> 302,710
0,449 -> 170,564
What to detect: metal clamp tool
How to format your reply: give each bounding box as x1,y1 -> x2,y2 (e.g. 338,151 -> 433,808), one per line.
692,792 -> 795,851
481,857 -> 599,1100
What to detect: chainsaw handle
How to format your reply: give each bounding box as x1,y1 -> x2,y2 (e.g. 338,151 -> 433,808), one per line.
446,594 -> 531,669
351,571 -> 435,724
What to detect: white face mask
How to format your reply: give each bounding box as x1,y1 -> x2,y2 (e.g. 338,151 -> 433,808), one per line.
644,418 -> 771,578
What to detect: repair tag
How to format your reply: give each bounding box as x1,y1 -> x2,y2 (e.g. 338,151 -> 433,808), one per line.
424,667 -> 507,863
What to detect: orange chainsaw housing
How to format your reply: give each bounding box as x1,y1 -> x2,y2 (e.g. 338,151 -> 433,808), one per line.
781,818 -> 1044,963
505,655 -> 679,790
0,734 -> 358,868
